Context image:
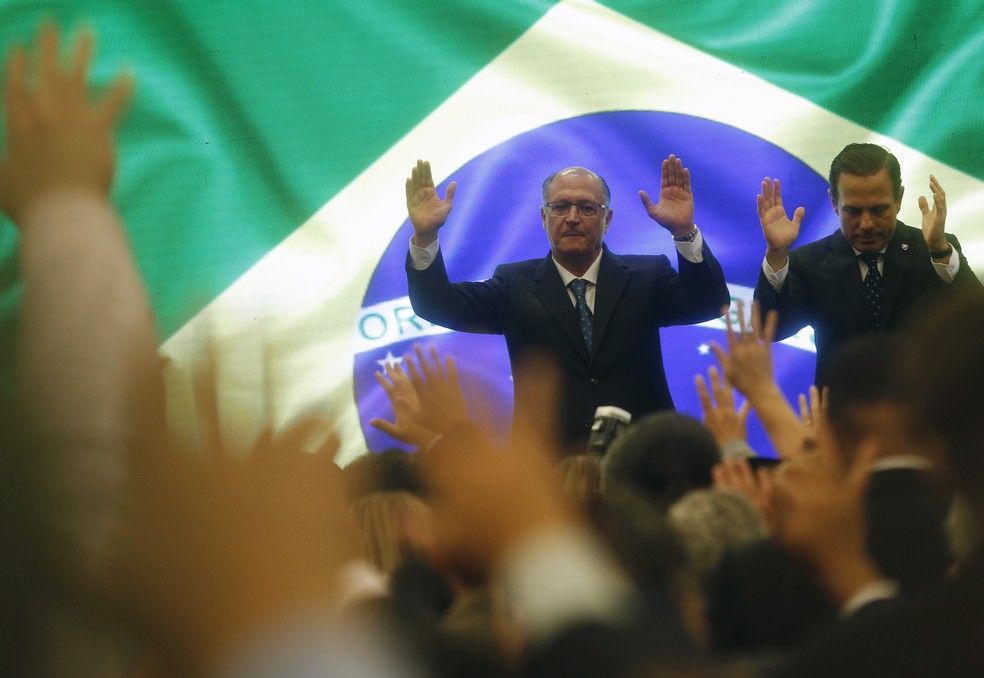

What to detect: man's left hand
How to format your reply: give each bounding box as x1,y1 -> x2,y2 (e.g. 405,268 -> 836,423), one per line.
638,153 -> 695,237
919,174 -> 948,250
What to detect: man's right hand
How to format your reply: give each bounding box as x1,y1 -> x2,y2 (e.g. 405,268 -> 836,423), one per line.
406,159 -> 456,247
758,177 -> 803,271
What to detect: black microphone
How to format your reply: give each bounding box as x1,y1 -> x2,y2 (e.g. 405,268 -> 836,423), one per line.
587,405 -> 632,454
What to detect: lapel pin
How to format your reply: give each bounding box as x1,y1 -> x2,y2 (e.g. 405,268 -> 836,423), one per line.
901,243 -> 909,251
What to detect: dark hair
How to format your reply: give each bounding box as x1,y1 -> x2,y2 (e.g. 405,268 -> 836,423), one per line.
828,143 -> 902,201
555,452 -> 602,505
541,167 -> 611,205
826,334 -> 917,424
601,412 -> 720,510
915,290 -> 984,501
342,448 -> 426,504
824,333 -> 928,457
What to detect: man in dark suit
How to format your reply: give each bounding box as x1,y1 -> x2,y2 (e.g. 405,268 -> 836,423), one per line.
404,156 -> 730,446
708,334 -> 950,655
761,293 -> 984,678
753,143 -> 981,387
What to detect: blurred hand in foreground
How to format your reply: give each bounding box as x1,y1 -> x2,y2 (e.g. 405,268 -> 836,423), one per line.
769,420 -> 883,605
419,353 -> 577,577
108,357 -> 357,671
0,22 -> 132,224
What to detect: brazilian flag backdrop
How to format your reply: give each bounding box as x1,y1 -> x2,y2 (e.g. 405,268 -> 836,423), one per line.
2,1 -> 982,463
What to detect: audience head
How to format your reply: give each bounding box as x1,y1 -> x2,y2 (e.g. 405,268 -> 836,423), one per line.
355,491 -> 435,575
342,448 -> 427,505
825,333 -> 922,457
601,412 -> 720,510
915,291 -> 984,508
555,453 -> 602,506
667,488 -> 769,593
594,488 -> 704,649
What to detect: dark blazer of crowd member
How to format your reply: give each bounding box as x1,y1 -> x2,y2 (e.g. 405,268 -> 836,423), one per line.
753,143 -> 983,387
404,155 -> 730,447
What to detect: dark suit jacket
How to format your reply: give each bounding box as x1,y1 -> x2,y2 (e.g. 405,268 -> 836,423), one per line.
753,222 -> 982,386
407,243 -> 730,443
709,466 -> 950,654
766,547 -> 984,678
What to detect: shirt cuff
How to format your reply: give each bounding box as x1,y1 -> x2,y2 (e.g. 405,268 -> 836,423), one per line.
674,226 -> 704,263
217,613 -> 420,678
408,237 -> 440,270
762,255 -> 788,290
720,438 -> 758,461
840,579 -> 898,617
495,525 -> 635,644
932,251 -> 960,281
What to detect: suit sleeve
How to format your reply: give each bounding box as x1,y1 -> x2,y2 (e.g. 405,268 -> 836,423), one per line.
406,248 -> 508,334
947,234 -> 984,292
659,241 -> 731,326
753,251 -> 812,341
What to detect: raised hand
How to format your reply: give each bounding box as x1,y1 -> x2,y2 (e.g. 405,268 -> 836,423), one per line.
918,174 -> 948,252
0,22 -> 133,224
109,358 -> 356,669
712,457 -> 776,531
110,333 -> 357,665
402,344 -> 469,434
370,359 -> 439,449
418,353 -> 577,576
406,159 -> 457,247
638,153 -> 695,237
757,177 -> 804,270
769,424 -> 884,605
710,299 -> 813,459
710,299 -> 778,400
798,385 -> 828,431
695,365 -> 750,447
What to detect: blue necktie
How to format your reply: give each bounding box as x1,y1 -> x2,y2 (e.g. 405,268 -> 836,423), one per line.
860,253 -> 883,326
569,278 -> 593,351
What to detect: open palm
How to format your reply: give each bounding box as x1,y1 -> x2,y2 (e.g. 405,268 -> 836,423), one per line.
406,159 -> 456,241
758,177 -> 803,250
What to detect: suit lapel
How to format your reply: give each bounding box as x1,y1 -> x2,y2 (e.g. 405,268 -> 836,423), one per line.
592,249 -> 629,361
828,231 -> 876,329
532,254 -> 590,360
879,223 -> 916,324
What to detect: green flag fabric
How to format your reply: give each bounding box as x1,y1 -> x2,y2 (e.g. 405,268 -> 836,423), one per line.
2,0 -> 981,463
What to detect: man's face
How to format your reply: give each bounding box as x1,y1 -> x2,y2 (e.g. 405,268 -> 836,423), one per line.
830,168 -> 903,253
540,169 -> 613,265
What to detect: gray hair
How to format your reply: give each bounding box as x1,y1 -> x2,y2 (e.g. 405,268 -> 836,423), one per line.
541,167 -> 611,205
667,488 -> 768,592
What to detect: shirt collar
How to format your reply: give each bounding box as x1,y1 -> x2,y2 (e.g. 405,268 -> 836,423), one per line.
871,455 -> 934,472
553,250 -> 603,287
851,245 -> 888,257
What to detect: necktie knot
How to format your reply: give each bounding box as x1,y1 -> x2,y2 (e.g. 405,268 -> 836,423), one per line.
569,278 -> 589,300
859,252 -> 879,269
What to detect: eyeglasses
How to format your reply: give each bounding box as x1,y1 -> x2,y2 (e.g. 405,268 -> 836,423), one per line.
545,201 -> 607,218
